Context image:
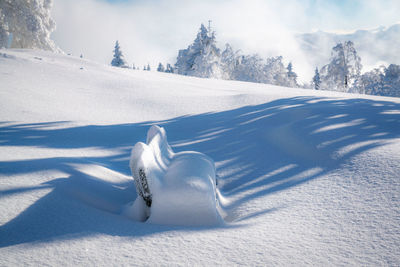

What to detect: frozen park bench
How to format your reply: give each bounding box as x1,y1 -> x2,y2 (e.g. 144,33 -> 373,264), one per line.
127,125 -> 220,226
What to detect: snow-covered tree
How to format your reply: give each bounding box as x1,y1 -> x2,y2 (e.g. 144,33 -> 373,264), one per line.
230,54 -> 297,87
221,43 -> 240,80
157,63 -> 165,72
175,24 -> 223,78
173,23 -> 300,87
165,63 -> 174,73
313,67 -> 321,90
320,41 -> 362,91
286,62 -> 298,87
351,66 -> 383,95
111,41 -> 128,68
349,64 -> 400,97
263,56 -> 290,86
146,64 -> 151,71
382,64 -> 400,97
0,0 -> 57,50
232,54 -> 265,83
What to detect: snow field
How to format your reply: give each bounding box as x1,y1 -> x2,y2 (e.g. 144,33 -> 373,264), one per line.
0,49 -> 399,266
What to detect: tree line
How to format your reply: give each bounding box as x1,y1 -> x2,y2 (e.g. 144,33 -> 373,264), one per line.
111,24 -> 400,98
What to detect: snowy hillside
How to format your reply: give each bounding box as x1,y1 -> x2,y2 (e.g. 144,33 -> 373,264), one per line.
1,49 -> 400,265
297,23 -> 400,71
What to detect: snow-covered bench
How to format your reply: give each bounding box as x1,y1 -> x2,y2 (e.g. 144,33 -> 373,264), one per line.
126,125 -> 220,226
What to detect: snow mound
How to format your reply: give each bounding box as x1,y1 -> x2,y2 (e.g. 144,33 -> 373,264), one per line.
127,125 -> 220,226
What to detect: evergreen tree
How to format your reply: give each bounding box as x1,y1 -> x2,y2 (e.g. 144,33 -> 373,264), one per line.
313,67 -> 321,90
111,40 -> 127,68
173,23 -> 300,87
286,62 -> 298,87
175,23 -> 223,78
165,63 -> 174,73
221,43 -> 239,80
147,64 -> 151,71
157,63 -> 165,72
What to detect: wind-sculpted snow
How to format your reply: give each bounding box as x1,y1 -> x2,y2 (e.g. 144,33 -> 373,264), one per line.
0,50 -> 399,266
126,125 -> 220,226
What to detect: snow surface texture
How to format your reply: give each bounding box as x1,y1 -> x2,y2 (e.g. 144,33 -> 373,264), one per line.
127,125 -> 220,226
0,49 -> 399,266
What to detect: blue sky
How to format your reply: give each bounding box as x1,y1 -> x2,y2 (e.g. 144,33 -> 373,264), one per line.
99,0 -> 399,31
51,0 -> 400,79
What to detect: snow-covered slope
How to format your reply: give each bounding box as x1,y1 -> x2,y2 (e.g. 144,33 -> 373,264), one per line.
0,49 -> 399,265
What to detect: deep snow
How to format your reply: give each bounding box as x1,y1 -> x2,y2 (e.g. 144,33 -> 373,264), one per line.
127,125 -> 220,226
0,49 -> 399,266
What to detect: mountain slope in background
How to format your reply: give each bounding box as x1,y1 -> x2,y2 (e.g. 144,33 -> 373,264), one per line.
297,23 -> 400,71
0,49 -> 399,265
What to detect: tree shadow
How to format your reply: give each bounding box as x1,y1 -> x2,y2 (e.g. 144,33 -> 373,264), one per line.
1,96 -> 399,247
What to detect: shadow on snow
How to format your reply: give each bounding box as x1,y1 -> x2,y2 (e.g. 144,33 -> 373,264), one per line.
0,96 -> 399,247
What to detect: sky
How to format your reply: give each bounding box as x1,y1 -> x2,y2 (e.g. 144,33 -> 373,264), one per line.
51,0 -> 400,81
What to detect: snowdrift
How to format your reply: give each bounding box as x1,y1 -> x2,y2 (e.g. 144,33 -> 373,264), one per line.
126,125 -> 220,226
1,50 -> 400,266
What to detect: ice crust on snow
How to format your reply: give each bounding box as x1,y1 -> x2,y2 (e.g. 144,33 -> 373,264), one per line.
128,125 -> 220,226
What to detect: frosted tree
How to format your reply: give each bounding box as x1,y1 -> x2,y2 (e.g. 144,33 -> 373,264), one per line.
348,64 -> 400,97
231,54 -> 296,87
111,41 -> 128,68
165,63 -> 174,73
320,41 -> 362,91
221,43 -> 240,80
146,64 -> 151,71
356,67 -> 384,95
157,63 -> 165,72
286,62 -> 298,87
382,64 -> 400,97
175,24 -> 223,78
313,67 -> 321,90
0,0 -> 57,50
263,56 -> 289,86
232,54 -> 265,83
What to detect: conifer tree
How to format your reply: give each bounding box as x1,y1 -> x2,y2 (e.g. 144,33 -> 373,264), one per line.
175,23 -> 222,78
111,40 -> 127,68
286,62 -> 298,87
157,63 -> 165,72
313,67 -> 321,90
165,63 -> 174,73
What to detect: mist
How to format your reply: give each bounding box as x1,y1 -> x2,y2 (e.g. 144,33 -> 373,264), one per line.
51,0 -> 400,82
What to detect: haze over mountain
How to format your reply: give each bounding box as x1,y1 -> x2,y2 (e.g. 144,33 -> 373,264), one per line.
297,23 -> 400,74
